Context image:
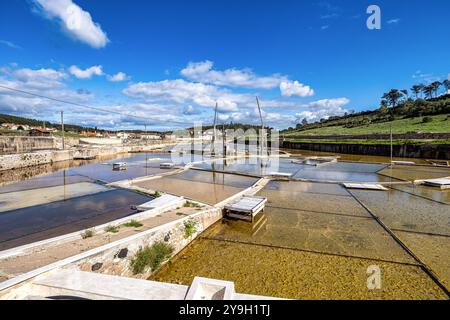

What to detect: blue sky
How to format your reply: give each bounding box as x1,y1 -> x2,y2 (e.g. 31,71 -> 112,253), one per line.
0,0 -> 449,131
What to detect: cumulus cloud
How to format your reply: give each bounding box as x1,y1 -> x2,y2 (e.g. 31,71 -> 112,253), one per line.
69,65 -> 104,79
123,79 -> 250,113
280,81 -> 314,97
295,98 -> 351,123
303,97 -> 350,108
33,0 -> 109,48
181,60 -> 288,89
107,72 -> 130,82
0,64 -> 93,118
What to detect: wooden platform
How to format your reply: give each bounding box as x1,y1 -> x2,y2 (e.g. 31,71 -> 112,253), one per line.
160,162 -> 175,169
343,183 -> 389,191
422,178 -> 450,190
224,196 -> 267,222
268,172 -> 292,178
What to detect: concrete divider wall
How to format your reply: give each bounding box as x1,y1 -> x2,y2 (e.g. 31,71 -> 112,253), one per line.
285,132 -> 450,140
0,143 -> 174,171
65,208 -> 223,280
0,136 -> 56,154
282,141 -> 450,160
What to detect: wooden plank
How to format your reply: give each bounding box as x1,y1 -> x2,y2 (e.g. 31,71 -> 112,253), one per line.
343,183 -> 389,191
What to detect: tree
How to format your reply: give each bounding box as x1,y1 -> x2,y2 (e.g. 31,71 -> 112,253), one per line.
382,89 -> 402,108
423,85 -> 434,99
301,118 -> 308,126
430,81 -> 441,97
442,79 -> 450,93
411,84 -> 424,99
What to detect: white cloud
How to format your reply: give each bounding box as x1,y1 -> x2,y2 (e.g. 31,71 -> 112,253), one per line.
123,79 -> 250,112
33,0 -> 109,48
321,25 -> 330,30
303,97 -> 350,108
0,65 -> 93,118
107,72 -> 130,82
69,65 -> 104,79
181,60 -> 288,89
0,40 -> 21,50
280,81 -> 314,97
295,98 -> 351,123
387,18 -> 400,24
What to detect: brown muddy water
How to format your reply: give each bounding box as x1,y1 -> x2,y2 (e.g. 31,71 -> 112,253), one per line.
1,149 -> 449,299
151,162 -> 450,299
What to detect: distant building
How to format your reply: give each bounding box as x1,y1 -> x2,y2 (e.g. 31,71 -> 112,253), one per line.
81,131 -> 102,137
1,123 -> 30,131
29,128 -> 52,137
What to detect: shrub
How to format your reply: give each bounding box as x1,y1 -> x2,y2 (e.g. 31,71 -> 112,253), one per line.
422,116 -> 433,123
104,225 -> 120,233
183,200 -> 201,208
152,191 -> 161,198
130,242 -> 174,274
81,229 -> 95,239
123,220 -> 143,228
183,219 -> 198,239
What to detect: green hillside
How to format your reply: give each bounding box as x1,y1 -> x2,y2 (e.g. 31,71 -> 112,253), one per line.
285,114 -> 450,136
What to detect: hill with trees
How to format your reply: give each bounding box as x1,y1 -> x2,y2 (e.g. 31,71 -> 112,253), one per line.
284,80 -> 450,136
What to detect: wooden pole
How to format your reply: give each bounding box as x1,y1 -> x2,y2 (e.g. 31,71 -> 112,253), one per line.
61,111 -> 65,150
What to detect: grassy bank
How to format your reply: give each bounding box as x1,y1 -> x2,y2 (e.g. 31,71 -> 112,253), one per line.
285,114 -> 450,136
284,138 -> 450,145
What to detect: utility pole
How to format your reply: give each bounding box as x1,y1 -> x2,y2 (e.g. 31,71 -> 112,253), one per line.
61,111 -> 65,150
212,102 -> 218,156
144,124 -> 147,145
256,96 -> 267,157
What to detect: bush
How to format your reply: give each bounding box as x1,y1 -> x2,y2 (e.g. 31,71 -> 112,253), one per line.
123,220 -> 143,228
183,200 -> 201,208
81,229 -> 95,239
104,225 -> 120,233
130,242 -> 174,274
422,116 -> 433,123
183,219 -> 198,239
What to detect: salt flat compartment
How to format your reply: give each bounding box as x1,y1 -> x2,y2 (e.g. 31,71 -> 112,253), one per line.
378,166 -> 450,181
0,182 -> 111,212
207,206 -> 414,263
258,188 -> 370,217
133,170 -> 258,205
349,188 -> 450,236
151,238 -> 446,300
0,189 -> 151,251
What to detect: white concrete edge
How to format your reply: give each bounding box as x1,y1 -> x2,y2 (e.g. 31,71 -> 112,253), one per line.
0,174 -> 268,291
0,198 -> 188,260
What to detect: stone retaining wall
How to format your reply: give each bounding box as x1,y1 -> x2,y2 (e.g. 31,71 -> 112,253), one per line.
64,208 -> 222,279
0,136 -> 56,154
282,141 -> 450,160
285,132 -> 450,140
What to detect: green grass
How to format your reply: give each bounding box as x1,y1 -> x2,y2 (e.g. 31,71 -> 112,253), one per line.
285,114 -> 450,136
123,220 -> 143,228
104,225 -> 120,233
51,131 -> 83,138
130,242 -> 174,274
285,139 -> 450,145
183,200 -> 201,208
183,219 -> 198,239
